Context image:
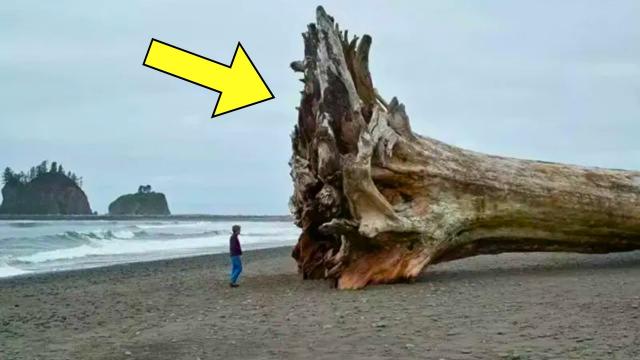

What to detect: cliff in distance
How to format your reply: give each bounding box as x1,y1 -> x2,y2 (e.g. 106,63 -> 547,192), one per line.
1,162 -> 92,215
108,185 -> 170,215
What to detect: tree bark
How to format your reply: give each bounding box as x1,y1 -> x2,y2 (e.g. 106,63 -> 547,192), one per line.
289,6 -> 640,289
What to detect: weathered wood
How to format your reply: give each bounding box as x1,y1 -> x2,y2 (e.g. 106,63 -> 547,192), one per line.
289,6 -> 640,289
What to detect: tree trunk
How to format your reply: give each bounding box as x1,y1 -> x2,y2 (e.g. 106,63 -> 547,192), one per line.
289,6 -> 640,289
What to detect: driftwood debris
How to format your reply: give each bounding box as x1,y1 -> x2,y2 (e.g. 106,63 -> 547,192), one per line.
289,7 -> 640,289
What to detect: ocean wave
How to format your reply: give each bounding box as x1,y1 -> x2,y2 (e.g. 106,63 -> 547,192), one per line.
0,229 -> 229,253
0,220 -> 300,276
58,229 -> 226,241
13,232 -> 298,264
4,221 -> 50,228
16,236 -> 226,263
134,221 -> 211,230
0,262 -> 30,277
62,229 -> 137,240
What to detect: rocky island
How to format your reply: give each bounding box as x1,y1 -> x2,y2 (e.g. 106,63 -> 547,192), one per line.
108,185 -> 171,215
0,161 -> 92,215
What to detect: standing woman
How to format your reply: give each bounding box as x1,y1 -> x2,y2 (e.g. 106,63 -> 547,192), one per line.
229,224 -> 243,287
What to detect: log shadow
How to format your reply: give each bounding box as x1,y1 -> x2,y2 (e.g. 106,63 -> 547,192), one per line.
417,251 -> 640,284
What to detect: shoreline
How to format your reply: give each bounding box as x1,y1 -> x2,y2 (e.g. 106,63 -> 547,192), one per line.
0,245 -> 294,284
0,218 -> 299,282
0,214 -> 293,222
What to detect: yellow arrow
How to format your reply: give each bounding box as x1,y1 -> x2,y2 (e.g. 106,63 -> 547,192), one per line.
143,39 -> 274,117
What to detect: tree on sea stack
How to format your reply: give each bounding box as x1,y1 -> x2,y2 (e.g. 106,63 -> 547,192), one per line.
288,7 -> 640,289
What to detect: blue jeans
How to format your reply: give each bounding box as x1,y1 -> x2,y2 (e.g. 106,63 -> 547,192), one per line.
230,255 -> 243,284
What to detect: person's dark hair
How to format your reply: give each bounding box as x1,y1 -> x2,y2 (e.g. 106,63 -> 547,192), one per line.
232,225 -> 241,234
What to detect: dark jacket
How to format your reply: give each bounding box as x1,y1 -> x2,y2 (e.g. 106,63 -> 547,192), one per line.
229,233 -> 242,256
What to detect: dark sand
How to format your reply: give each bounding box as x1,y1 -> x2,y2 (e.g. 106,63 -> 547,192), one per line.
2,247 -> 639,360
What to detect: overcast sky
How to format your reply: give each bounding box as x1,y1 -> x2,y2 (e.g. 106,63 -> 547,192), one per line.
1,1 -> 639,214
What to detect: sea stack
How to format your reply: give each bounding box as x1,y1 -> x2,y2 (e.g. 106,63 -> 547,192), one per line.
108,185 -> 171,215
0,162 -> 92,215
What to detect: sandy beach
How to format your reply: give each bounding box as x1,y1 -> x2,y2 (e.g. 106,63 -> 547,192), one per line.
2,247 -> 639,360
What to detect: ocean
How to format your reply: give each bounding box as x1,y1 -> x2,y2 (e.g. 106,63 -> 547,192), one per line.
0,219 -> 299,278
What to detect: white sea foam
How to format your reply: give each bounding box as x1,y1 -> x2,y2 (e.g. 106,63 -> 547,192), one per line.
135,222 -> 211,230
0,263 -> 30,277
17,236 -> 218,263
112,230 -> 135,239
15,233 -> 296,264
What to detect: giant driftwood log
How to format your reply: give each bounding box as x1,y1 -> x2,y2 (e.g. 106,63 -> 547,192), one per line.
289,7 -> 640,289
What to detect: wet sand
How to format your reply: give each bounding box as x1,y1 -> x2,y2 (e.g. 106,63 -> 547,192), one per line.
1,247 -> 639,359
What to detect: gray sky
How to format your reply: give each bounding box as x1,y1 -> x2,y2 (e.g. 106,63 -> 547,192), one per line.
1,1 -> 639,214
